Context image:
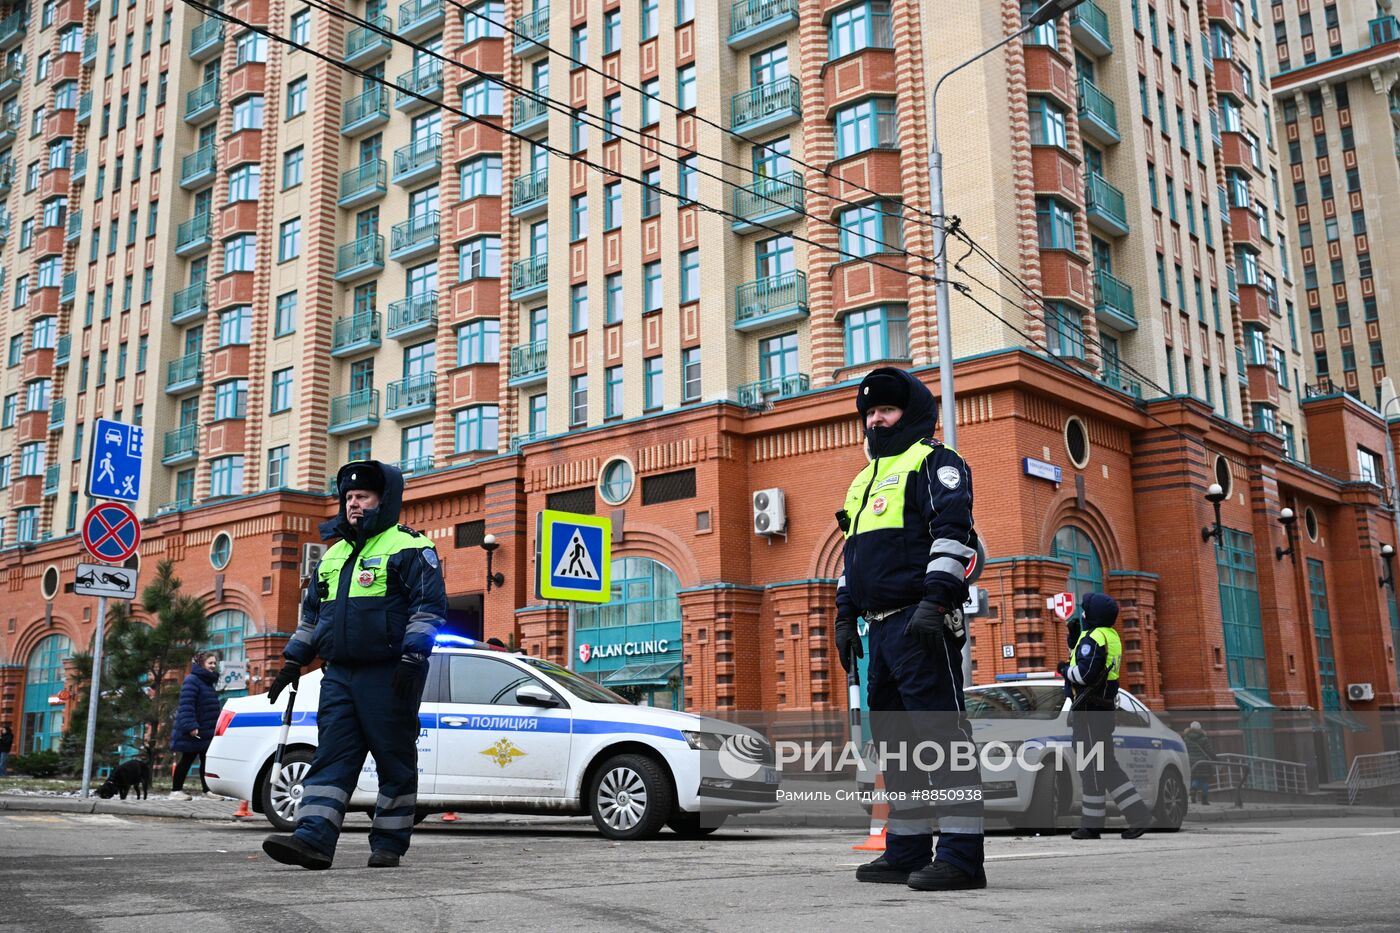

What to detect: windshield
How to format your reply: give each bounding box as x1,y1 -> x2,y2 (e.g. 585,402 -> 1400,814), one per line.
522,657 -> 631,705
964,685 -> 1065,720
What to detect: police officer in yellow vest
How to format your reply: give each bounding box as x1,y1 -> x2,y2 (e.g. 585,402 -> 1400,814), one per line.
262,460 -> 446,870
1058,591 -> 1152,839
833,367 -> 986,891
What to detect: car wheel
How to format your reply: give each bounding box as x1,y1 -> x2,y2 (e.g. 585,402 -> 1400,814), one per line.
259,748 -> 314,832
1012,766 -> 1067,834
588,753 -> 673,840
667,811 -> 725,837
1153,768 -> 1187,832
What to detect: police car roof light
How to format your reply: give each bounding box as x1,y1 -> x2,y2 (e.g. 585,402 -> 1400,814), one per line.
992,672 -> 1062,682
434,634 -> 482,649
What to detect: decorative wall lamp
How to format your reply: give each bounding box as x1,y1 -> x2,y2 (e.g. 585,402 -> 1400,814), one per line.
1201,483 -> 1227,546
481,533 -> 505,592
1275,508 -> 1297,563
1380,544 -> 1395,591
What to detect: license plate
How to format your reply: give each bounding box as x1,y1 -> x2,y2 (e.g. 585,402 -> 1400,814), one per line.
763,767 -> 780,784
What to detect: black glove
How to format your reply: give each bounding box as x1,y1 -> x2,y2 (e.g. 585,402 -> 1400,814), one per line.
1056,661 -> 1069,678
905,598 -> 965,651
834,616 -> 861,673
391,653 -> 430,699
267,661 -> 301,704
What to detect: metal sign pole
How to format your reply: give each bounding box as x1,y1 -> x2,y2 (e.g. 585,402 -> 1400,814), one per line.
566,603 -> 576,671
79,596 -> 108,799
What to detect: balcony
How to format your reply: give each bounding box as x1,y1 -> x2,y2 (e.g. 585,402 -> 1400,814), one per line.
81,33 -> 96,67
1076,77 -> 1119,146
386,373 -> 437,420
0,112 -> 15,147
394,61 -> 444,114
59,272 -> 76,305
1084,172 -> 1129,237
392,135 -> 441,187
175,212 -> 213,256
509,339 -> 548,386
731,171 -> 804,233
390,211 -> 440,262
342,86 -> 389,137
510,168 -> 548,217
189,19 -> 224,62
513,4 -> 549,56
335,234 -> 385,282
0,63 -> 18,96
387,293 -> 438,340
731,76 -> 801,135
43,464 -> 59,498
512,94 -> 550,140
735,270 -> 808,331
0,11 -> 25,51
184,78 -> 220,124
1101,371 -> 1143,399
510,255 -> 548,301
76,91 -> 91,124
161,424 -> 199,465
400,0 -> 445,40
171,282 -> 208,324
71,151 -> 86,182
165,352 -> 204,394
1069,0 -> 1112,57
1093,268 -> 1136,332
1371,16 -> 1399,46
54,335 -> 70,367
729,0 -> 799,50
737,373 -> 810,407
329,389 -> 380,435
1227,266 -> 1239,302
180,146 -> 217,189
338,159 -> 387,208
345,15 -> 393,66
0,158 -> 11,194
331,311 -> 382,357
48,399 -> 65,431
65,210 -> 82,243
400,455 -> 435,475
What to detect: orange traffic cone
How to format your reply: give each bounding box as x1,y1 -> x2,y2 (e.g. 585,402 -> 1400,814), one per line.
233,799 -> 252,819
852,772 -> 888,852
440,811 -> 458,822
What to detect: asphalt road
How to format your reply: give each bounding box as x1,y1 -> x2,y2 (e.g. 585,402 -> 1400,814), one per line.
3,812 -> 1399,932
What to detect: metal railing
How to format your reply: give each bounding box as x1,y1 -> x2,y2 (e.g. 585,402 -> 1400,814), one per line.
512,167 -> 548,207
336,234 -> 385,275
1069,0 -> 1111,49
66,210 -> 82,241
330,389 -> 380,429
60,272 -> 76,304
184,78 -> 220,120
166,351 -> 203,388
0,11 -> 25,47
345,14 -> 392,60
512,92 -> 549,128
733,171 -> 804,221
1076,76 -> 1117,135
391,211 -> 440,254
172,282 -> 207,321
48,399 -> 65,428
386,372 -> 437,414
730,0 -> 798,38
1370,15 -> 1399,47
735,270 -> 807,325
181,145 -> 216,184
1084,172 -> 1127,227
393,135 -> 441,177
331,311 -> 382,352
76,91 -> 91,123
511,254 -> 548,295
163,424 -> 199,461
1216,752 -> 1311,796
400,0 -> 445,34
1346,750 -> 1400,804
731,76 -> 800,130
175,212 -> 212,251
1093,268 -> 1134,323
43,464 -> 59,496
340,159 -> 387,200
399,455 -> 435,475
189,18 -> 224,57
395,60 -> 444,101
72,151 -> 87,180
342,86 -> 388,130
509,339 -> 548,379
55,335 -> 71,365
513,4 -> 549,52
737,373 -> 810,407
387,293 -> 438,335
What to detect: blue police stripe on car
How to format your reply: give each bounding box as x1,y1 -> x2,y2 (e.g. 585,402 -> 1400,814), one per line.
227,712 -> 686,741
1027,734 -> 1186,753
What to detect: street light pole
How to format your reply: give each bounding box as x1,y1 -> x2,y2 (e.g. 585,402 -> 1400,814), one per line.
929,0 -> 1086,683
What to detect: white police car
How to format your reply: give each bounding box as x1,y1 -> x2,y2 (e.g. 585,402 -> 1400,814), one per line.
858,674 -> 1190,831
204,638 -> 779,840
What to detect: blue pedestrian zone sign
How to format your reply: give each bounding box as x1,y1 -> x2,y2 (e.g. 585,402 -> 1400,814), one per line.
535,510 -> 611,603
87,417 -> 145,502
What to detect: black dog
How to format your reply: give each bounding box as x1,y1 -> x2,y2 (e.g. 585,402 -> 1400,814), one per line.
96,759 -> 151,800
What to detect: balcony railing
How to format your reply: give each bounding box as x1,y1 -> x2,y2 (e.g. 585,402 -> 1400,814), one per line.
731,75 -> 800,132
342,86 -> 389,135
510,254 -> 548,300
172,282 -> 208,323
1084,171 -> 1128,235
735,270 -> 808,329
510,339 -> 548,381
345,14 -> 393,64
180,145 -> 217,188
43,464 -> 59,497
166,351 -> 204,392
184,78 -> 220,123
513,4 -> 549,55
55,335 -> 71,366
729,0 -> 799,47
732,171 -> 804,230
65,210 -> 82,243
1370,16 -> 1399,46
400,455 -> 435,475
48,399 -> 65,430
60,272 -> 76,304
175,212 -> 213,254
392,135 -> 441,183
390,211 -> 440,259
1093,268 -> 1135,329
1069,0 -> 1112,55
0,11 -> 25,49
395,60 -> 444,109
335,234 -> 385,280
189,19 -> 224,60
737,373 -> 810,407
331,311 -> 382,355
76,91 -> 91,124
1227,266 -> 1239,301
162,424 -> 199,464
511,167 -> 548,213
339,159 -> 387,206
399,0 -> 445,38
81,33 -> 96,66
512,92 -> 549,132
71,151 -> 87,182
329,389 -> 380,433
386,372 -> 437,417
0,62 -> 18,94
387,293 -> 438,339
1076,76 -> 1119,144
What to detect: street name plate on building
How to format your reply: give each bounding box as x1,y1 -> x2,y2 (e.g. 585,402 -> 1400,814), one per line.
1023,457 -> 1062,483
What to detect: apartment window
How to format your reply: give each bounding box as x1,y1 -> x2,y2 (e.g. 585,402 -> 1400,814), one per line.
463,1 -> 505,42
224,234 -> 256,273
235,30 -> 267,65
570,374 -> 588,426
42,197 -> 68,230
682,347 -> 701,402
214,379 -> 249,420
219,305 -> 252,346
33,317 -> 56,350
571,23 -> 588,60
570,194 -> 588,241
759,332 -> 799,382
680,249 -> 700,303
604,9 -> 621,53
644,357 -> 663,411
270,368 -> 293,413
830,1 -> 893,57
210,456 -> 245,498
455,319 -> 500,365
278,218 -> 301,261
1022,0 -> 1058,46
641,0 -> 658,40
0,395 -> 13,428
605,366 -> 623,419
460,154 -> 501,199
286,77 -> 307,117
845,305 -> 909,366
570,284 -> 589,333
644,261 -> 663,312
461,78 -> 503,116
571,112 -> 589,152
272,292 -> 297,337
458,236 -> 501,280
19,219 -> 32,251
1358,448 -> 1382,485
1047,303 -> 1086,360
1035,198 -> 1076,250
283,147 -> 304,188
228,163 -> 261,201
290,9 -> 310,45
677,65 -> 696,111
605,273 -> 623,324
267,445 -> 290,489
839,201 -> 903,258
678,155 -> 697,204
640,79 -> 660,126
603,182 -> 622,230
232,95 -> 265,131
641,168 -> 661,217
454,405 -> 499,453
1029,97 -> 1068,148
7,334 -> 21,366
834,98 -> 898,158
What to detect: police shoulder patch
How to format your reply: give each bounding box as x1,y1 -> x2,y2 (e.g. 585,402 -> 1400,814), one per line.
1080,642 -> 1093,657
422,548 -> 440,570
936,466 -> 961,489
397,523 -> 423,538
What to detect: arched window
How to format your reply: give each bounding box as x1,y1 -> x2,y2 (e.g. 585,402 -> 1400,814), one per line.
1052,525 -> 1104,597
573,558 -> 683,709
204,610 -> 252,696
24,634 -> 73,753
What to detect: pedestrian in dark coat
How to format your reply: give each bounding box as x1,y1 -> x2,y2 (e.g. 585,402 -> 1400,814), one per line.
169,652 -> 221,799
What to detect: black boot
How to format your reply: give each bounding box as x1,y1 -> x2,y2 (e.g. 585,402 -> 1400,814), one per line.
1120,825 -> 1149,840
367,850 -> 401,868
1070,828 -> 1101,840
907,861 -> 988,891
856,856 -> 928,884
262,834 -> 332,870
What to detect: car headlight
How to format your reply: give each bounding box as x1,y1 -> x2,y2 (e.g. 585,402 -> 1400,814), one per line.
682,730 -> 726,751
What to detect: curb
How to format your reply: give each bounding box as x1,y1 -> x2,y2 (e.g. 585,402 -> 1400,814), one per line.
0,796 -> 239,820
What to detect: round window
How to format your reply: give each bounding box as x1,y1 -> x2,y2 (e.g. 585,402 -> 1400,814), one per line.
599,458 -> 635,506
1304,507 -> 1319,542
1064,417 -> 1090,469
1214,454 -> 1233,499
210,532 -> 233,571
41,565 -> 60,601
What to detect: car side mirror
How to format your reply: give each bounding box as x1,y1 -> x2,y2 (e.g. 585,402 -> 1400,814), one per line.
516,684 -> 560,708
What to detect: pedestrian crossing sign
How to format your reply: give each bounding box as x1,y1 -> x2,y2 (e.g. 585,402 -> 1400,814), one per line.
536,510 -> 612,603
